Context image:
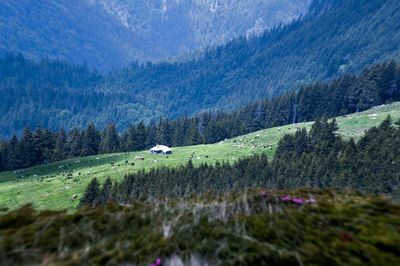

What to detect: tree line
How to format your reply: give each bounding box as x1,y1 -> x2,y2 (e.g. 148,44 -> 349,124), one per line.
1,60 -> 400,172
80,117 -> 400,207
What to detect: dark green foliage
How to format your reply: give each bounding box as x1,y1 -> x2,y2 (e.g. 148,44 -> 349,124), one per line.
53,128 -> 68,161
91,118 -> 400,204
1,190 -> 400,265
1,0 -> 400,137
106,154 -> 270,203
271,117 -> 400,195
79,178 -> 100,208
68,128 -> 83,157
19,128 -> 37,168
82,124 -> 100,156
98,177 -> 113,205
100,123 -> 120,153
1,60 -> 400,172
5,135 -> 23,170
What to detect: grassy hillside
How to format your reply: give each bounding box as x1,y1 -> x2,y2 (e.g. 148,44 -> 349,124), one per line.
0,102 -> 399,210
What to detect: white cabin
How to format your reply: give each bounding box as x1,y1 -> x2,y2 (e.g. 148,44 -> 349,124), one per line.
150,145 -> 172,155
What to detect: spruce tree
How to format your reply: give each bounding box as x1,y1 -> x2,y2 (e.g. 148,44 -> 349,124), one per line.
79,178 -> 100,207
54,128 -> 68,161
156,118 -> 172,146
35,128 -> 55,163
68,128 -> 83,157
100,123 -> 119,153
135,121 -> 148,150
20,127 -> 38,167
82,123 -> 100,156
6,135 -> 23,169
33,127 -> 45,163
99,177 -> 113,204
146,121 -> 157,147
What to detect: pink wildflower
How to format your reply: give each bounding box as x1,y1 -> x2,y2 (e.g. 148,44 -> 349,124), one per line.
291,198 -> 305,205
260,191 -> 268,198
280,195 -> 291,202
150,258 -> 162,266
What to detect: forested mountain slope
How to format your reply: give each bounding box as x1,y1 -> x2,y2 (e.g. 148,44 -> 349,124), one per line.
1,0 -> 400,136
110,0 -> 400,115
1,57 -> 399,142
0,0 -> 309,69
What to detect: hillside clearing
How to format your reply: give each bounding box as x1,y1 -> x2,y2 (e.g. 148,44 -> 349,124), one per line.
0,102 -> 399,210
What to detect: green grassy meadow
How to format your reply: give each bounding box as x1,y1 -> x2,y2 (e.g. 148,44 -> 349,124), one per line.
1,103 -> 399,210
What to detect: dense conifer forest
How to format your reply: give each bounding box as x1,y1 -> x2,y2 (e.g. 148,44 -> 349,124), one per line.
80,117 -> 400,207
1,0 -> 400,136
1,60 -> 399,172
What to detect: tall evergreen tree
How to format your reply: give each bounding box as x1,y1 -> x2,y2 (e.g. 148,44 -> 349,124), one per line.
100,123 -> 119,153
19,127 -> 37,167
146,121 -> 157,147
99,177 -> 113,204
53,128 -> 68,161
79,178 -> 100,208
68,128 -> 83,157
6,135 -> 22,169
82,124 -> 100,156
156,118 -> 172,146
135,121 -> 147,150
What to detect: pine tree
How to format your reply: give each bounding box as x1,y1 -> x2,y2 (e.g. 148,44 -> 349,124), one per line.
135,121 -> 148,150
79,178 -> 100,208
54,128 -> 68,161
146,121 -> 157,148
185,127 -> 202,146
33,127 -> 44,163
100,123 -> 120,153
99,177 -> 113,204
20,127 -> 38,167
156,118 -> 172,146
68,128 -> 83,157
82,124 -> 100,156
34,128 -> 55,163
6,135 -> 22,169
